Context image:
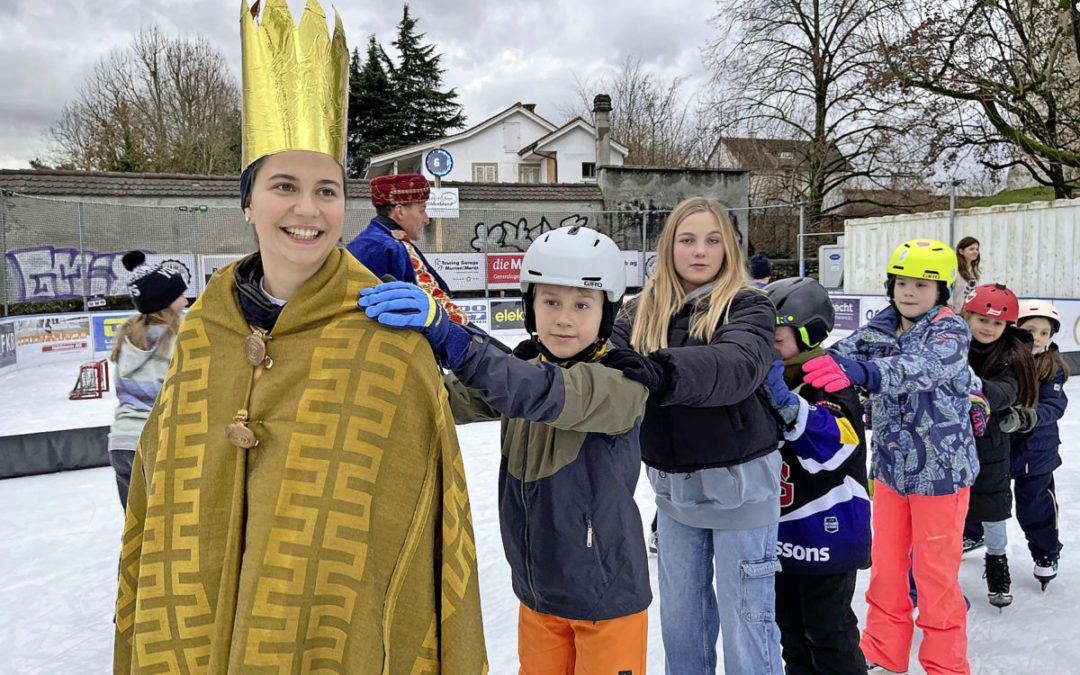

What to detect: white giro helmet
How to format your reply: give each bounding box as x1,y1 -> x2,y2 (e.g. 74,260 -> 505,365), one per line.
520,226 -> 626,302
1017,299 -> 1062,333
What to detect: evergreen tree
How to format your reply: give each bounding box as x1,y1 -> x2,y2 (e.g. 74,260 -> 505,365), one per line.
346,39 -> 401,177
389,3 -> 465,146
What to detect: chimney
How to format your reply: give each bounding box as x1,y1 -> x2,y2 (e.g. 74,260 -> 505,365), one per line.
593,94 -> 612,167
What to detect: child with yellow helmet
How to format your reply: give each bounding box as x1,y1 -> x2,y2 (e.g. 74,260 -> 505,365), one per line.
802,238 -> 977,674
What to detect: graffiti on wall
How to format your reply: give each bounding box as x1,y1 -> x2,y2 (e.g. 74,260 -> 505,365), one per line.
470,214 -> 589,252
4,246 -> 193,302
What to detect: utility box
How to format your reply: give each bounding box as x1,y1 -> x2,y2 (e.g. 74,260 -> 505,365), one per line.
818,237 -> 845,290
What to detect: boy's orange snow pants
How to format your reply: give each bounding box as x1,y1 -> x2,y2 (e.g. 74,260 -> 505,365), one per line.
518,603 -> 647,675
861,480 -> 971,675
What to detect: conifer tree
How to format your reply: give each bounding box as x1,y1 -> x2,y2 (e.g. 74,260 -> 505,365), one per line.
389,3 -> 465,145
347,39 -> 402,176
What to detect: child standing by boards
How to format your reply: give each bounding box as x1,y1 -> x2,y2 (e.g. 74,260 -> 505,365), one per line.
360,226 -> 652,675
958,284 -> 1039,609
1012,299 -> 1070,590
107,251 -> 187,509
802,238 -> 977,675
605,196 -> 783,675
763,277 -> 872,674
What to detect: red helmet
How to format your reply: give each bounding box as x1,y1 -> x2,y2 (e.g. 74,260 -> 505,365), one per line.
962,283 -> 1019,323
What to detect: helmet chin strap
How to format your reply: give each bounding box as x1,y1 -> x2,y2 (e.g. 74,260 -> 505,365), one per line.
533,336 -> 608,365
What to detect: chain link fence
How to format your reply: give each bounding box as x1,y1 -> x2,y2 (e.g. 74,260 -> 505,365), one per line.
0,192 -> 819,315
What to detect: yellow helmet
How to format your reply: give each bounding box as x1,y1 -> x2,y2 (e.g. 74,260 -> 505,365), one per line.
887,238 -> 957,289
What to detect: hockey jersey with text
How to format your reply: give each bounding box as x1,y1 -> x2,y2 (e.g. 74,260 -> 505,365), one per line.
776,354 -> 872,575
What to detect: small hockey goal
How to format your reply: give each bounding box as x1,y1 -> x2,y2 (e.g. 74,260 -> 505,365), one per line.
69,359 -> 110,400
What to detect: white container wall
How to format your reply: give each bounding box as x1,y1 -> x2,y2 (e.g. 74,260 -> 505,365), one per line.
843,198 -> 1080,298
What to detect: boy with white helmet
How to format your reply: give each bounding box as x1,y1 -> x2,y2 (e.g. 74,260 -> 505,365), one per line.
1012,299 -> 1070,590
359,226 -> 652,674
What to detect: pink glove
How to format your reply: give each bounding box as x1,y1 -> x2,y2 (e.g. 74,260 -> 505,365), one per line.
970,391 -> 990,437
802,355 -> 852,392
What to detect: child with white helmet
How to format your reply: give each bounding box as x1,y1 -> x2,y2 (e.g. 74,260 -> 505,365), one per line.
802,238 -> 977,674
359,226 -> 652,674
1012,299 -> 1070,590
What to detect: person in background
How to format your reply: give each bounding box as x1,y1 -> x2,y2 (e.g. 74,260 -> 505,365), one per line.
763,276 -> 871,674
606,196 -> 783,675
958,283 -> 1039,609
1011,299 -> 1069,591
803,238 -> 976,675
107,251 -> 187,510
751,252 -> 774,288
360,226 -> 653,675
950,236 -> 981,312
346,173 -> 470,324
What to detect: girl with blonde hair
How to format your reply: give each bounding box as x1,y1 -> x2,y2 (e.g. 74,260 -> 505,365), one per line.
604,196 -> 784,673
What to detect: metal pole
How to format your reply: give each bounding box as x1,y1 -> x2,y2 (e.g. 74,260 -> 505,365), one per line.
79,202 -> 87,311
1,194 -> 7,317
640,211 -> 648,288
798,203 -> 806,278
948,180 -> 957,246
191,208 -> 199,295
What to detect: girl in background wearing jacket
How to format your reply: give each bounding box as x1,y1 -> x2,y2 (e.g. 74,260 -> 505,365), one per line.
107,251 -> 187,509
1013,299 -> 1070,590
802,239 -> 976,675
605,196 -> 783,674
958,284 -> 1039,609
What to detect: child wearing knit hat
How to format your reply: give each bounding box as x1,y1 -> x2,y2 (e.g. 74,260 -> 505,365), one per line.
106,251 -> 188,509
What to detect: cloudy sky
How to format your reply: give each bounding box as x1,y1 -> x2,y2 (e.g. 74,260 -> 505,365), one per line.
0,0 -> 717,170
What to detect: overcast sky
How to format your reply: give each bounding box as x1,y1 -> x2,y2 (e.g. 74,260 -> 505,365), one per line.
0,0 -> 716,170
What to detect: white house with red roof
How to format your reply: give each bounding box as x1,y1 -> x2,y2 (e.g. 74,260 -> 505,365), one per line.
363,102 -> 628,183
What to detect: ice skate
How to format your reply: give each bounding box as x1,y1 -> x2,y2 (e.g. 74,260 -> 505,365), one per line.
866,661 -> 907,674
1034,557 -> 1058,591
962,536 -> 985,554
984,553 -> 1012,609
647,530 -> 658,555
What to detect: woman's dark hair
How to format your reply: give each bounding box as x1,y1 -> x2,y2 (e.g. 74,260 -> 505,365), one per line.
885,275 -> 950,307
956,236 -> 981,282
240,154 -> 348,209
1018,317 -> 1072,384
972,325 -> 1040,408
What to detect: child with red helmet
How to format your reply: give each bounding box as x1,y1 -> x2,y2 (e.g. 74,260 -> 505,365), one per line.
1012,300 -> 1070,590
959,283 -> 1039,608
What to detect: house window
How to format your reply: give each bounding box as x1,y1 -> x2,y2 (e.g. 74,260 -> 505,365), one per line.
581,162 -> 596,179
519,163 -> 541,183
472,163 -> 498,182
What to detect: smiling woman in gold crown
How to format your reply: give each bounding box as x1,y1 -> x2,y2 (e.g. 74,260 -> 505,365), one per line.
112,1 -> 488,672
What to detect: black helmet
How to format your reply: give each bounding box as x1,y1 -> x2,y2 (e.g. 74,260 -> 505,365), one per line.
764,277 -> 835,350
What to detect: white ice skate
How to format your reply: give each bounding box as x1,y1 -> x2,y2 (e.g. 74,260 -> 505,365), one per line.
1034,557 -> 1058,591
866,661 -> 908,674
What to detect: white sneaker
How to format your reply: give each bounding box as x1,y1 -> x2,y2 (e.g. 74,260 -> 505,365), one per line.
647,531 -> 658,554
866,662 -> 908,674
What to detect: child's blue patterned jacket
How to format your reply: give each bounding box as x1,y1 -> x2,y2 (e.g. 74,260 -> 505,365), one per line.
832,304 -> 979,497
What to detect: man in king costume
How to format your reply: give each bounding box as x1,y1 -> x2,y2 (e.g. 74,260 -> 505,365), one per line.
112,1 -> 488,672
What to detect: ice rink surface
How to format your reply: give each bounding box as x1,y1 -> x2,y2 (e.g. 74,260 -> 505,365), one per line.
1,362 -> 1077,673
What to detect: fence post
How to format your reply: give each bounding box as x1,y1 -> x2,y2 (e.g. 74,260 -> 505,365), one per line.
798,203 -> 806,278
640,211 -> 648,288
191,208 -> 199,294
79,202 -> 88,311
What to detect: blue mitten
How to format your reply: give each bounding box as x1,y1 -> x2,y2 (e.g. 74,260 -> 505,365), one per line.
763,360 -> 801,426
358,281 -> 470,368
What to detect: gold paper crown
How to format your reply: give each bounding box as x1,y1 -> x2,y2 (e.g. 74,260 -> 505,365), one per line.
240,0 -> 349,168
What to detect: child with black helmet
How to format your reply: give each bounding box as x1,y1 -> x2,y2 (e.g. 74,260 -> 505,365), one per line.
360,226 -> 652,674
762,276 -> 871,674
802,238 -> 977,674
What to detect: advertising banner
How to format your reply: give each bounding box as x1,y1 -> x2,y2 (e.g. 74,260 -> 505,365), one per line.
92,313 -> 136,353
198,255 -> 246,294
0,322 -> 16,371
427,187 -> 460,218
455,300 -> 490,333
427,252 -> 486,291
14,315 -> 91,367
487,254 -> 525,290
490,300 -> 526,330
831,298 -> 861,331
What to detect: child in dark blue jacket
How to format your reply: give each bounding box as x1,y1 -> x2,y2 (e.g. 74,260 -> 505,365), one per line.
1013,299 -> 1070,590
763,277 -> 871,675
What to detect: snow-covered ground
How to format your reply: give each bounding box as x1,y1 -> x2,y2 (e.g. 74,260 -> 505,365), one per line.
1,361 -> 1078,673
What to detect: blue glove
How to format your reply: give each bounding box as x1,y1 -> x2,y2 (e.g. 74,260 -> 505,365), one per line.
804,353 -> 882,393
358,281 -> 470,368
763,359 -> 801,426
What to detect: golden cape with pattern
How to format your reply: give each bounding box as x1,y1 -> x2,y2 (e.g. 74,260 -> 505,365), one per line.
114,248 -> 487,674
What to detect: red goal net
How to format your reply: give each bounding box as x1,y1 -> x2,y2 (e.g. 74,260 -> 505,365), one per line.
69,359 -> 110,400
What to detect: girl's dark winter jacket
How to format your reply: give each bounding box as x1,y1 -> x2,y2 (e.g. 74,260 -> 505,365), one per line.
1011,344 -> 1068,478
611,288 -> 781,472
966,335 -> 1021,524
